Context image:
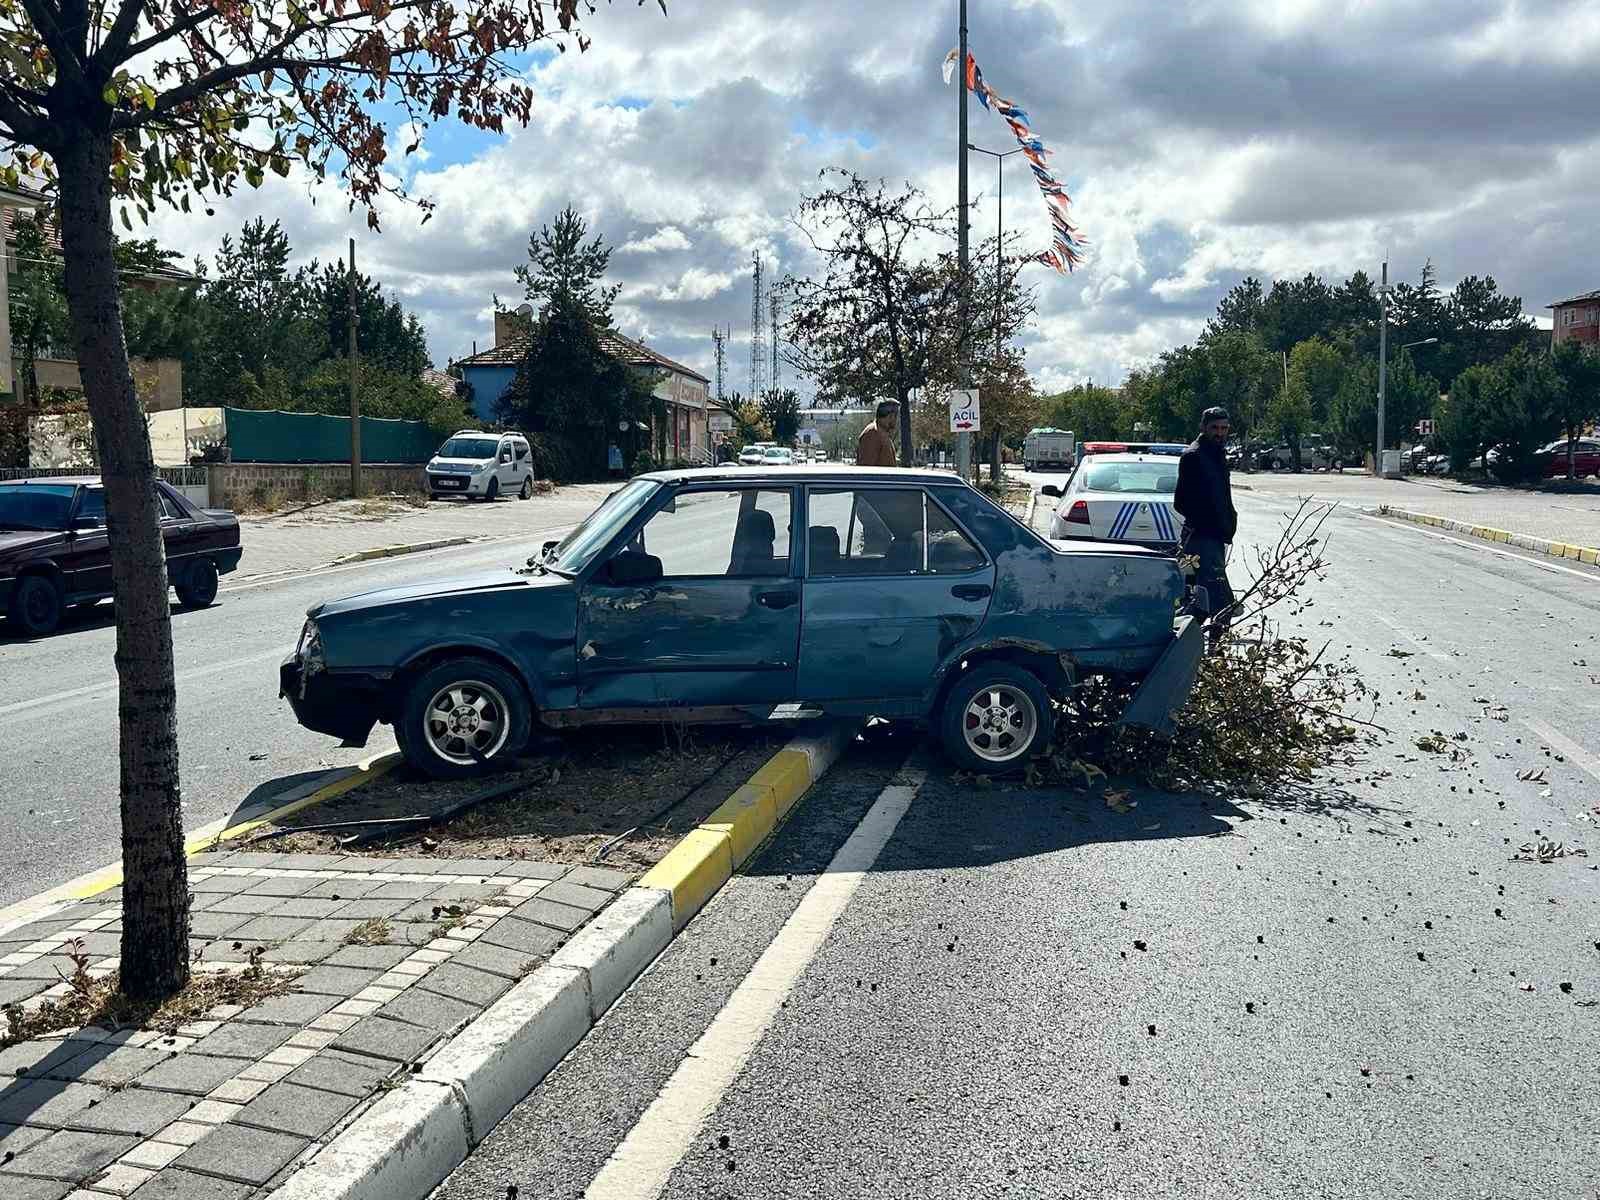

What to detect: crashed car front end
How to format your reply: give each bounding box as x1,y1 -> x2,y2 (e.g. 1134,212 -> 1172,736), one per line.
279,617 -> 384,747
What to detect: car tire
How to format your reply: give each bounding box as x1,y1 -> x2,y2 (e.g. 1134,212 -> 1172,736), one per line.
1270,457 -> 1286,471
483,478 -> 500,503
399,657 -> 531,779
940,663 -> 1053,775
9,574 -> 63,637
518,477 -> 533,500
175,558 -> 219,609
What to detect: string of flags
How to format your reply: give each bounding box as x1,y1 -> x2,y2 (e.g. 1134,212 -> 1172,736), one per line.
942,48 -> 1086,272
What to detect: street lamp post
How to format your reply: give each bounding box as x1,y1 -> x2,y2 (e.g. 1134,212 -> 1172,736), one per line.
1376,258 -> 1441,476
967,143 -> 1023,363
955,0 -> 970,480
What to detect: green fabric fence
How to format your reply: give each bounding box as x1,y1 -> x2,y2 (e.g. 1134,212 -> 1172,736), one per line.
224,407 -> 439,464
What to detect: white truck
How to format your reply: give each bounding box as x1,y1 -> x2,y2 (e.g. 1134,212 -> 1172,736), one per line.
1023,428 -> 1077,472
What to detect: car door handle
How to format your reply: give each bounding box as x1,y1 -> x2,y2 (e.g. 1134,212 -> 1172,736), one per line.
756,589 -> 798,610
951,584 -> 992,601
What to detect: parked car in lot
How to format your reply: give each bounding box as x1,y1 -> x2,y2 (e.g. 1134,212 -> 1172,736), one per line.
1536,438 -> 1600,478
1258,436 -> 1344,472
1,477 -> 242,637
1042,453 -> 1181,548
425,430 -> 535,501
281,467 -> 1205,778
737,443 -> 771,466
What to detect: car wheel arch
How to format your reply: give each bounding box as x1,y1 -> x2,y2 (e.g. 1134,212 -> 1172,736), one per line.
390,644 -> 541,719
926,642 -> 1071,722
13,561 -> 66,596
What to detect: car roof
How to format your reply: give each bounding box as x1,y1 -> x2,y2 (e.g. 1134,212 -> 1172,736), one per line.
643,465 -> 964,485
0,475 -> 96,487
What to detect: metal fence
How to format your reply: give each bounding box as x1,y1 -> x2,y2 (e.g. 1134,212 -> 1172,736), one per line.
223,407 -> 437,465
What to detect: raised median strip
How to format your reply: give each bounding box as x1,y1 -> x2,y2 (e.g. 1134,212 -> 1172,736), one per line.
1376,505 -> 1600,567
326,536 -> 474,567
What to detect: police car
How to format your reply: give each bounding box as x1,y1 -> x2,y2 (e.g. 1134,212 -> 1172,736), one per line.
1041,449 -> 1183,548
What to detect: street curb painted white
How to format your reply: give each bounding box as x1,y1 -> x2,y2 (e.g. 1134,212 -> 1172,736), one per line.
550,888 -> 673,1021
417,964 -> 591,1143
266,730 -> 847,1200
271,1080 -> 470,1200
326,535 -> 474,567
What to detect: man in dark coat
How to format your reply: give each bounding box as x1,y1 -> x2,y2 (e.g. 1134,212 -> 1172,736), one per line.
1173,406 -> 1238,640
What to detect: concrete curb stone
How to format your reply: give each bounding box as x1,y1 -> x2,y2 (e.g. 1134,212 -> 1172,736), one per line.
326,536 -> 473,568
1375,504 -> 1600,567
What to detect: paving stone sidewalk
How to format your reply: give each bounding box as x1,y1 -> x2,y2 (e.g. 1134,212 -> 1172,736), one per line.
0,851 -> 633,1199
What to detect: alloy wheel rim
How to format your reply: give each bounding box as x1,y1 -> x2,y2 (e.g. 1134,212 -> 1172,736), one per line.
962,685 -> 1037,763
423,679 -> 510,766
25,584 -> 56,627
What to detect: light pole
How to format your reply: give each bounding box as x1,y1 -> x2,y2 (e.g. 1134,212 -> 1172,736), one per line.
967,143 -> 1023,363
1376,259 -> 1439,475
955,0 -> 971,480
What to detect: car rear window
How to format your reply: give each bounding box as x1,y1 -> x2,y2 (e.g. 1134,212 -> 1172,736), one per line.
1083,463 -> 1178,494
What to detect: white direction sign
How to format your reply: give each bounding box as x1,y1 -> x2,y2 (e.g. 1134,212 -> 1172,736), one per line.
949,388 -> 981,434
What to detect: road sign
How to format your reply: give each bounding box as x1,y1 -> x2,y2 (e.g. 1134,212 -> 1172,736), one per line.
949,389 -> 980,433
1415,419 -> 1434,436
708,410 -> 733,433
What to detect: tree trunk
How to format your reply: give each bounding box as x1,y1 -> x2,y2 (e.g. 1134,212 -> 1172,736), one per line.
898,392 -> 912,466
56,131 -> 190,1002
1569,430 -> 1577,480
990,423 -> 1003,482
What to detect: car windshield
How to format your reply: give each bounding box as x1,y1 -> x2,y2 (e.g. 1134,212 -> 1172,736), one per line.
0,484 -> 76,531
544,478 -> 658,574
437,437 -> 498,459
1081,462 -> 1179,494
763,448 -> 788,459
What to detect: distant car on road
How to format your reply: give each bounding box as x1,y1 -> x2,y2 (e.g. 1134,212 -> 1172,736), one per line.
425,431 -> 535,501
1259,436 -> 1344,472
1022,427 -> 1076,471
281,467 -> 1204,779
1,476 -> 241,637
761,446 -> 796,466
1042,453 -> 1181,548
738,443 -> 771,466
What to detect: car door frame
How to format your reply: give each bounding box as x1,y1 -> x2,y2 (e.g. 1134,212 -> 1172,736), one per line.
62,485 -> 114,601
573,480 -> 803,713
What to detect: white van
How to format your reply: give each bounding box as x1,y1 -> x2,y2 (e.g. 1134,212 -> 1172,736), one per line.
426,430 -> 535,501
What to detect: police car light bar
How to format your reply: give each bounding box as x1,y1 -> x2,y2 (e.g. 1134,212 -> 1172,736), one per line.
1080,441 -> 1186,457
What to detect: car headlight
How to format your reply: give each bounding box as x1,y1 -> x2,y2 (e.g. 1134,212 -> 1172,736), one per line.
297,619 -> 325,678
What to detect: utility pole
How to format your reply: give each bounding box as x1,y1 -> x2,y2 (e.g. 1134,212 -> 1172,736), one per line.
1376,259 -> 1388,477
769,288 -> 781,394
711,326 -> 727,403
954,0 -> 971,478
347,237 -> 361,498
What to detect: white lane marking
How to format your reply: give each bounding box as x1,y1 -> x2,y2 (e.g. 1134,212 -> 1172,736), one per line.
585,767 -> 927,1200
0,645 -> 291,720
1370,612 -> 1452,663
1519,719 -> 1600,786
1354,511 -> 1600,584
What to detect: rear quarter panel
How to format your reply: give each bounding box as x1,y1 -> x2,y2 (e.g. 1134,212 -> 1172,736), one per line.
934,485 -> 1181,673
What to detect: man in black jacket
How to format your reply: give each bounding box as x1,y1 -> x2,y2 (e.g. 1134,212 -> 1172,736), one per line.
1173,407 -> 1238,640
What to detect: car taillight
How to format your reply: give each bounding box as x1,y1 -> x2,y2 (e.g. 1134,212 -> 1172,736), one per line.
1066,500 -> 1091,525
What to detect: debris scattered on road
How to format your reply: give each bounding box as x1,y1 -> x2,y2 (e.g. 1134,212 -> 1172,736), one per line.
1512,838 -> 1586,863
1416,734 -> 1449,753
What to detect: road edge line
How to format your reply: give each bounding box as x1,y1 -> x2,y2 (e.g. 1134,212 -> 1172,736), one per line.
269,723 -> 854,1200
0,749 -> 401,936
1373,505 -> 1600,567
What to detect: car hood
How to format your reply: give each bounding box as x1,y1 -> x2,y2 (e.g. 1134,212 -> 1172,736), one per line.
428,458 -> 492,471
0,528 -> 65,561
309,568 -> 566,619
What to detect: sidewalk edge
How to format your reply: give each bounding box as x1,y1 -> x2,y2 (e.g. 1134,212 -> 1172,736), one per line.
326,536 -> 474,567
1374,505 -> 1600,567
269,723 -> 853,1200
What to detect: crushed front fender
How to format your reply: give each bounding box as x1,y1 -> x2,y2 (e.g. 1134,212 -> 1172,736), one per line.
1116,615 -> 1204,738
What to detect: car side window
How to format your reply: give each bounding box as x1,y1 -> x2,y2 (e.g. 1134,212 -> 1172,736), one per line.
925,496 -> 986,574
806,488 -> 925,577
630,488 -> 792,578
157,490 -> 184,520
75,488 -> 106,528
514,440 -> 529,462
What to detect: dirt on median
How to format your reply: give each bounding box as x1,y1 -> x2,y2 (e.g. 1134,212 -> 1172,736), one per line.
226,726 -> 789,874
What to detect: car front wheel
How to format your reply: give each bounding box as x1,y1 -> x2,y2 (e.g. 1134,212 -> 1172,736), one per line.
519,477 -> 533,500
399,657 -> 531,779
9,575 -> 63,637
175,558 -> 219,608
940,664 -> 1052,774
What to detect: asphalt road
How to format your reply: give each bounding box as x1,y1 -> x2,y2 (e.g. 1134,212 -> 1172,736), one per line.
0,509 -> 582,909
431,479 -> 1600,1199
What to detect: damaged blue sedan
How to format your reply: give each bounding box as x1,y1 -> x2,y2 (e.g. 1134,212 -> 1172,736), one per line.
281,467 -> 1205,778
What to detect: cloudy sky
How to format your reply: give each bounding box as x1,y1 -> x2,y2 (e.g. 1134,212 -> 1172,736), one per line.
144,0 -> 1600,396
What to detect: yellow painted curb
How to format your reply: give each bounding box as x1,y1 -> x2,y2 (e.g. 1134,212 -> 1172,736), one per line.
1376,506 -> 1600,571
1549,543 -> 1569,557
702,782 -> 779,866
1582,548 -> 1599,565
60,750 -> 402,902
747,748 -> 813,818
638,828 -> 733,929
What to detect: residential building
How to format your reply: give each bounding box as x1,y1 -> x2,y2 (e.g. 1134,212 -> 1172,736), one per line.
1550,290 -> 1600,346
1,192 -> 197,408
454,308 -> 712,462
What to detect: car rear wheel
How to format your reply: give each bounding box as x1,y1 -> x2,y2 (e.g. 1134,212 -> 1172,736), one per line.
518,477 -> 533,500
1270,457 -> 1286,471
9,575 -> 63,637
175,558 -> 219,608
940,664 -> 1052,774
399,657 -> 531,779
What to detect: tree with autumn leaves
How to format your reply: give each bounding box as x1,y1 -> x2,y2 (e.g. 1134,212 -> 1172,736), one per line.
0,0 -> 666,1001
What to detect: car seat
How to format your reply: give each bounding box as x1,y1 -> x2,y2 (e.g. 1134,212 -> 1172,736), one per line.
808,526 -> 842,574
729,509 -> 777,575
1156,474 -> 1178,492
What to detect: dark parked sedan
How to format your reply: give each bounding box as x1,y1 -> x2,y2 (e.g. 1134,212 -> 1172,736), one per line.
0,476 -> 242,637
282,467 -> 1205,778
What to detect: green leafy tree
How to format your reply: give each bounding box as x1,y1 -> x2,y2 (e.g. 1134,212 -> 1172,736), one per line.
1285,336 -> 1346,436
496,297 -> 663,480
1551,340 -> 1600,478
306,261 -> 431,377
1486,344 -> 1562,482
1259,273 -> 1335,354
1436,365 -> 1493,470
1330,349 -> 1437,457
514,205 -> 621,328
0,0 -> 661,1002
1043,383 -> 1125,441
758,388 -> 802,444
1206,277 -> 1263,338
1201,329 -> 1273,443
4,214 -> 71,406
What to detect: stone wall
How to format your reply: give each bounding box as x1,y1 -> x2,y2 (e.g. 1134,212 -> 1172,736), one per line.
208,462 -> 426,511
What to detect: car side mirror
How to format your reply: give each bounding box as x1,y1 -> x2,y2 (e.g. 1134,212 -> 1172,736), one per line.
540,539 -> 559,560
1040,485 -> 1063,499
604,550 -> 664,587
72,518 -> 102,531
499,453 -> 511,464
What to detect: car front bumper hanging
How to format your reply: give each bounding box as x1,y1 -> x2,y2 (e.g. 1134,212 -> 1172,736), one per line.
1116,615 -> 1205,738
